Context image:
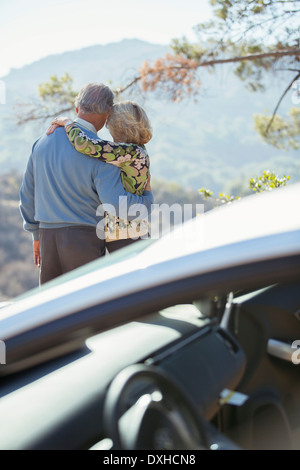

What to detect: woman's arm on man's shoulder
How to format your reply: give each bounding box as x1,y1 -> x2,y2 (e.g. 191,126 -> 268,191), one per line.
46,117 -> 146,165
46,117 -> 150,196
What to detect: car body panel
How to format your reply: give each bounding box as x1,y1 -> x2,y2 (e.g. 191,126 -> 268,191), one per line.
0,184 -> 299,450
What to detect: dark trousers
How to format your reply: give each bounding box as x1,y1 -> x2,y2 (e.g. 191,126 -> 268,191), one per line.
106,237 -> 142,254
39,226 -> 106,284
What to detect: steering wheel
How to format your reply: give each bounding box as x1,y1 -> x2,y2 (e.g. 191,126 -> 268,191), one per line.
103,364 -> 211,450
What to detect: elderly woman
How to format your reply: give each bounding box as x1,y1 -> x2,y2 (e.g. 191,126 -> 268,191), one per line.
47,100 -> 153,253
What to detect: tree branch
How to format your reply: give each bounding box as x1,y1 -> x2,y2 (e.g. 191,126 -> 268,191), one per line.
266,70 -> 300,134
15,105 -> 74,125
192,48 -> 300,67
113,76 -> 142,97
116,48 -> 300,95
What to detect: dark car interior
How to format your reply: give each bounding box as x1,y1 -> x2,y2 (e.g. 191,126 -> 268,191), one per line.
222,282 -> 300,450
0,272 -> 299,450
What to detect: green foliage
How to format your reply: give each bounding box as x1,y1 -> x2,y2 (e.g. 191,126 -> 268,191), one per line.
200,170 -> 290,206
199,188 -> 213,200
16,73 -> 77,124
199,187 -> 240,206
38,73 -> 77,107
206,0 -> 299,44
249,170 -> 290,192
253,107 -> 300,150
171,0 -> 299,93
168,0 -> 300,149
170,37 -> 207,61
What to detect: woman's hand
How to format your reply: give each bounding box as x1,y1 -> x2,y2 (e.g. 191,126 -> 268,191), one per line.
46,116 -> 71,135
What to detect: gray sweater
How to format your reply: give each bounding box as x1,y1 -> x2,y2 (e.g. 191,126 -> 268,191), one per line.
19,121 -> 153,240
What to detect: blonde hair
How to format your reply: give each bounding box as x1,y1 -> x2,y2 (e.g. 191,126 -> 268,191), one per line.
106,101 -> 152,145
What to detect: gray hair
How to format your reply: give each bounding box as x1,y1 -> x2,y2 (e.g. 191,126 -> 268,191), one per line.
75,83 -> 114,114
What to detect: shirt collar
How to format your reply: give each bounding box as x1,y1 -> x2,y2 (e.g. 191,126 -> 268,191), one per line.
74,117 -> 97,134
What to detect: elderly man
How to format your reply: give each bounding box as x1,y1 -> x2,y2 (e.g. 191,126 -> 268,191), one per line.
20,82 -> 153,284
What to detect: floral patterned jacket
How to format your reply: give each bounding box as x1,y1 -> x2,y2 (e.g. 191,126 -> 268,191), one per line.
64,123 -> 150,242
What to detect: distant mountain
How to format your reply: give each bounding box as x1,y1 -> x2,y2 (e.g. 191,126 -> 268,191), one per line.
0,39 -> 299,193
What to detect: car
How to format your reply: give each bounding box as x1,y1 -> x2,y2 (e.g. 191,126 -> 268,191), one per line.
0,183 -> 299,451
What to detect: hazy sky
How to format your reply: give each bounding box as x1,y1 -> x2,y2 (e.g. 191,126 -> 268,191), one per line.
0,0 -> 212,77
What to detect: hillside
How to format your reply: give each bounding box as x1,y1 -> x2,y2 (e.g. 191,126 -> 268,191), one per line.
0,39 -> 299,194
0,172 -> 39,300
